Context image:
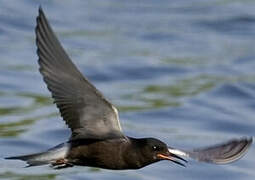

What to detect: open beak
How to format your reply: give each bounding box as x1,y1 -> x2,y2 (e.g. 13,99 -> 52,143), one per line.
157,152 -> 187,167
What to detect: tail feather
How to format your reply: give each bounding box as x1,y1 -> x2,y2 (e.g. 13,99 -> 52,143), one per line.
6,152 -> 52,167
5,143 -> 70,167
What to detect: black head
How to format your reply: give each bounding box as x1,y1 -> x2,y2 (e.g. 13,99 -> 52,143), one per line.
132,138 -> 186,167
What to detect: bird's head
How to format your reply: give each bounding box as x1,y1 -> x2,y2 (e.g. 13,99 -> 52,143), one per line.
134,138 -> 187,167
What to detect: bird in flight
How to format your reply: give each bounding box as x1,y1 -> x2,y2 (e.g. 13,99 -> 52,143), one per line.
6,7 -> 252,170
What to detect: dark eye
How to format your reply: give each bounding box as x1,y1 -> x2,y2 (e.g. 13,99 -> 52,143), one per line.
152,145 -> 159,151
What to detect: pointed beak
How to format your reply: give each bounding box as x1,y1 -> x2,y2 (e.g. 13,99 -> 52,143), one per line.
157,152 -> 187,167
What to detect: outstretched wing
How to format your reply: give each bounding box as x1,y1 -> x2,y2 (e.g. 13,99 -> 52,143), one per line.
168,137 -> 252,164
35,7 -> 123,140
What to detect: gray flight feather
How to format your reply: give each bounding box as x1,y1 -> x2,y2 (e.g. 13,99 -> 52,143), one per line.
35,7 -> 123,140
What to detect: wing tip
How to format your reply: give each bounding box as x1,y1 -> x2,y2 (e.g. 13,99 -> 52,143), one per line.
35,6 -> 44,39
36,5 -> 47,30
246,136 -> 253,146
37,6 -> 44,23
172,136 -> 253,165
241,136 -> 253,153
208,136 -> 253,164
38,5 -> 43,15
213,137 -> 252,164
235,136 -> 253,153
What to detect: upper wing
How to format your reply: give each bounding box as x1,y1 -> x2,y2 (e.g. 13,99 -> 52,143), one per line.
35,7 -> 123,140
168,137 -> 252,164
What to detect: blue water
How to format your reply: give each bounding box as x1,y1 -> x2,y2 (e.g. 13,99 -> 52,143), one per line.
0,0 -> 255,179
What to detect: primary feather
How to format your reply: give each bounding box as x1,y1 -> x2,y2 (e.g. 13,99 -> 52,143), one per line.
36,7 -> 123,140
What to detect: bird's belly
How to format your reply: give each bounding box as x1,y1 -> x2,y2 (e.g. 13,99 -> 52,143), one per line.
66,141 -> 128,170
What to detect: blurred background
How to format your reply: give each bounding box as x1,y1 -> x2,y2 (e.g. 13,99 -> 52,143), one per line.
0,0 -> 254,179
